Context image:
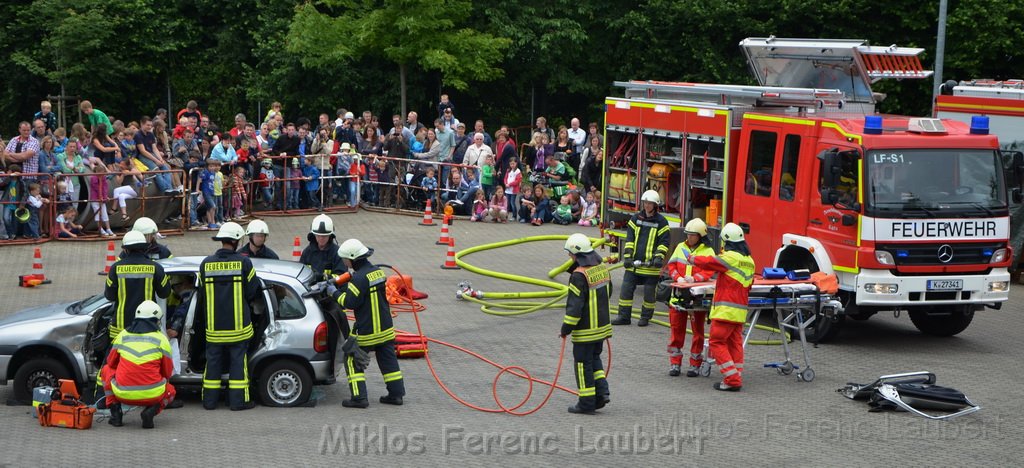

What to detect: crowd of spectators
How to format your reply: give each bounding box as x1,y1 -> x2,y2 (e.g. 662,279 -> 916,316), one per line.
0,95 -> 606,240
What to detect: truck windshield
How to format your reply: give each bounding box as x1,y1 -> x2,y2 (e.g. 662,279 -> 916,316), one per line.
865,149 -> 1007,216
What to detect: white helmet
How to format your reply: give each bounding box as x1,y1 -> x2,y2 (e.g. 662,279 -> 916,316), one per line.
133,217 -> 159,235
564,233 -> 594,254
684,218 -> 708,237
135,300 -> 163,321
338,238 -> 372,260
213,222 -> 246,242
721,222 -> 745,242
344,112 -> 355,120
641,190 -> 661,205
122,230 -> 148,248
246,219 -> 270,236
310,214 -> 334,236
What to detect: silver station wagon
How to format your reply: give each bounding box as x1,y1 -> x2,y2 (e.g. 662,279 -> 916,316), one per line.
0,257 -> 347,407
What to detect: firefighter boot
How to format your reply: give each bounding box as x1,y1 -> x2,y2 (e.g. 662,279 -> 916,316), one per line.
669,364 -> 681,377
568,403 -> 597,415
686,366 -> 700,378
141,405 -> 158,429
379,395 -> 404,405
108,403 -> 124,427
342,398 -> 369,408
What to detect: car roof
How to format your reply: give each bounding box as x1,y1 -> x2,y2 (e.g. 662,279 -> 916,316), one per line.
159,256 -> 314,283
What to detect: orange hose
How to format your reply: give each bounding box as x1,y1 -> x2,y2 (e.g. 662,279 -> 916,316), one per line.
378,264 -> 612,415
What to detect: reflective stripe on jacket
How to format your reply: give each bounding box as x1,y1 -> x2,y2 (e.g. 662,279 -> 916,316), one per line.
692,250 -> 754,323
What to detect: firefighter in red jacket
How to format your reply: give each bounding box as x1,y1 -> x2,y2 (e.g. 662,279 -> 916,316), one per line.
665,218 -> 716,377
685,222 -> 754,391
102,300 -> 176,429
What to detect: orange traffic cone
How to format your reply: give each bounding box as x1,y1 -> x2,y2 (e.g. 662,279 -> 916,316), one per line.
436,215 -> 451,245
419,199 -> 435,226
98,241 -> 116,276
441,237 -> 460,270
292,236 -> 302,261
31,247 -> 52,284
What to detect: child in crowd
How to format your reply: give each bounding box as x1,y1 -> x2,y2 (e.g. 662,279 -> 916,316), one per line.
230,164 -> 248,218
504,158 -> 522,216
552,195 -> 573,225
257,158 -> 275,208
199,158 -> 220,229
347,154 -> 366,207
568,190 -> 584,222
286,157 -> 302,210
579,191 -> 599,226
421,167 -> 438,206
87,165 -> 115,237
479,154 -> 495,199
375,158 -> 393,207
364,156 -> 379,205
213,160 -> 225,223
184,152 -> 205,226
470,188 -> 487,222
25,183 -> 49,239
488,184 -> 508,223
335,144 -> 353,205
53,127 -> 68,153
55,180 -> 73,214
302,155 -> 321,209
56,206 -> 84,238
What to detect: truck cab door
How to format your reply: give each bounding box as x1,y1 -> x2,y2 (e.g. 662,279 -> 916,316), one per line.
732,127 -> 783,267
808,146 -> 862,272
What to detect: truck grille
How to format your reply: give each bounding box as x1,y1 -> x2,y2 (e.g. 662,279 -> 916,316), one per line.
878,243 -> 1001,266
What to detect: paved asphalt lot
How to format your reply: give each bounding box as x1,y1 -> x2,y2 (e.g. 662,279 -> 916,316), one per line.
0,211 -> 1019,466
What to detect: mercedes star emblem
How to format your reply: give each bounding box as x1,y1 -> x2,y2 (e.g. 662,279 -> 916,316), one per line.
937,244 -> 954,263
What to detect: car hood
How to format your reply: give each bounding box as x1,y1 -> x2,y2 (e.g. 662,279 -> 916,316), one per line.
0,302 -> 77,328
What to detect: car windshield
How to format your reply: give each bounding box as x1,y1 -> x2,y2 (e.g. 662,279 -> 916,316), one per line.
865,149 -> 1007,216
66,294 -> 108,315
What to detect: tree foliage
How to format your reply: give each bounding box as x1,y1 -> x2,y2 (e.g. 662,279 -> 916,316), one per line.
0,0 -> 1021,132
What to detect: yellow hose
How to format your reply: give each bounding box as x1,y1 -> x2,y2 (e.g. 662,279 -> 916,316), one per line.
454,235 -> 788,344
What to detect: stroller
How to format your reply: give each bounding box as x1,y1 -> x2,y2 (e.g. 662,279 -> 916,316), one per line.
402,167 -> 430,211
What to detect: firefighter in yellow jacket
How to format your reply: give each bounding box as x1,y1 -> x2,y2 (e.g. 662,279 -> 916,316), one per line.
197,222 -> 262,410
612,190 -> 669,327
665,218 -> 716,377
560,233 -> 612,414
329,238 -> 405,408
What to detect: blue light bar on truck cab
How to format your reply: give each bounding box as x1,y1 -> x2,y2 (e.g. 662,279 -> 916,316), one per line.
970,116 -> 990,135
864,115 -> 883,134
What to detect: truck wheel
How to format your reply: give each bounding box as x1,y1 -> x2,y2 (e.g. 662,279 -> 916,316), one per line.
802,314 -> 844,343
258,360 -> 312,407
12,357 -> 73,403
909,306 -> 974,337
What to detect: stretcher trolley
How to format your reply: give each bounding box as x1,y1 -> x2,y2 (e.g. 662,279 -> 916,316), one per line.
669,273 -> 843,382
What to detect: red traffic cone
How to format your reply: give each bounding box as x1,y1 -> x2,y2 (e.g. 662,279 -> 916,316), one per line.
292,236 -> 302,261
98,241 -> 117,276
31,247 -> 52,284
441,237 -> 460,270
419,199 -> 435,226
436,215 -> 451,245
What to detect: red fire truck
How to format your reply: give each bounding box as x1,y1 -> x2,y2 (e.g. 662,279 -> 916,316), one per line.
600,38 -> 1020,340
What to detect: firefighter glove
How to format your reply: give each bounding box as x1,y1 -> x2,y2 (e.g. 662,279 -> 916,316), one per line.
325,282 -> 339,298
560,324 -> 573,338
342,336 -> 370,371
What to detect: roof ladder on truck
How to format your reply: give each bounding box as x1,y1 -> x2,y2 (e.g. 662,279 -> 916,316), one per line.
615,81 -> 847,110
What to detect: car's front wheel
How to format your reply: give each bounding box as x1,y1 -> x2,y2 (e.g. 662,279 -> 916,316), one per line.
13,357 -> 73,403
258,360 -> 312,407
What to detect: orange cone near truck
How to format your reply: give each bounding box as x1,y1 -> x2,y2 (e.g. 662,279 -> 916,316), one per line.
601,37 -> 1016,341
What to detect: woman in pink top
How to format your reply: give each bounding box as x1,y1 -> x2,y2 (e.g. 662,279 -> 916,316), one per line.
88,163 -> 115,237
